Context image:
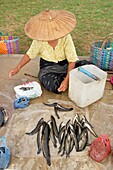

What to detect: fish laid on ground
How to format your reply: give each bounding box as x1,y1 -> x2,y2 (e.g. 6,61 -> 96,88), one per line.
43,102 -> 73,119
26,118 -> 44,135
43,102 -> 57,107
43,102 -> 73,111
0,107 -> 9,127
43,102 -> 60,118
76,124 -> 82,142
66,119 -> 71,130
59,122 -> 63,132
37,126 -> 43,154
78,128 -> 88,151
69,137 -> 75,154
59,124 -> 66,144
81,115 -> 93,128
60,132 -> 67,157
0,109 -> 4,127
41,122 -> 51,166
56,103 -> 73,111
58,130 -> 66,154
54,106 -> 60,119
26,113 -> 98,166
82,115 -> 98,138
51,116 -> 59,140
73,114 -> 83,128
48,121 -> 57,148
65,128 -> 72,158
70,128 -> 79,152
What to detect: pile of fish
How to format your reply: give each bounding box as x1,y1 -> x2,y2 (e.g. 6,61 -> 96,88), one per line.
0,107 -> 9,127
26,112 -> 98,166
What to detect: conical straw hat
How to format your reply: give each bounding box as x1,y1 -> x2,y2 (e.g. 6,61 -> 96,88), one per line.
25,10 -> 76,41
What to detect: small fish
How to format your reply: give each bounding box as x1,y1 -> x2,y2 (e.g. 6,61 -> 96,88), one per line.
0,107 -> 9,127
41,123 -> 51,166
58,130 -> 66,154
69,124 -> 75,132
60,132 -> 67,157
41,121 -> 47,135
69,137 -> 75,154
43,102 -> 57,107
43,103 -> 60,118
51,116 -> 59,140
37,126 -> 43,154
73,114 -> 83,128
20,87 -> 33,91
76,124 -> 82,142
81,115 -> 93,128
70,128 -> 79,152
59,122 -> 63,132
70,122 -> 80,142
43,102 -> 73,111
43,102 -> 73,119
3,110 -> 9,125
59,124 -> 66,144
0,109 -> 4,127
65,128 -> 71,158
74,113 -> 80,121
26,118 -> 44,135
82,115 -> 98,138
57,103 -> 73,111
72,117 -> 77,130
0,147 -> 5,153
78,128 -> 88,151
54,106 -> 60,119
48,121 -> 57,148
66,119 -> 71,130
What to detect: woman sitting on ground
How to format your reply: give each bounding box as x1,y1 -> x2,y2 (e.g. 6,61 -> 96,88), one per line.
9,9 -> 79,94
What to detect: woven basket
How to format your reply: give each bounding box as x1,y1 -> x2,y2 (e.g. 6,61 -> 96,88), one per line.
90,33 -> 113,71
0,33 -> 19,54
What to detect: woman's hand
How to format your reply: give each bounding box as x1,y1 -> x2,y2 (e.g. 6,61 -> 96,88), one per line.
58,62 -> 76,92
58,77 -> 69,92
9,67 -> 20,77
9,54 -> 31,77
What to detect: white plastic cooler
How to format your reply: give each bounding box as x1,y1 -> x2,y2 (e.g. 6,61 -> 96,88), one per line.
68,65 -> 107,108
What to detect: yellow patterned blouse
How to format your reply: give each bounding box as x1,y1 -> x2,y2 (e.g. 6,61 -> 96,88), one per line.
27,34 -> 78,63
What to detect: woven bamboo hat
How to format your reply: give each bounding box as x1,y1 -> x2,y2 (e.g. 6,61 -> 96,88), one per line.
25,9 -> 76,41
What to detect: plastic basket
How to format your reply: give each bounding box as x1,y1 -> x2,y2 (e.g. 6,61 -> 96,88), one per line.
0,33 -> 19,54
90,33 -> 113,71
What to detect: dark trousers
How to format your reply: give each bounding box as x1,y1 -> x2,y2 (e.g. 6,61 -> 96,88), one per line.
38,58 -> 68,93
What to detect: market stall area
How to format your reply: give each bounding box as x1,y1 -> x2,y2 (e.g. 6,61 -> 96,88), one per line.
0,55 -> 113,170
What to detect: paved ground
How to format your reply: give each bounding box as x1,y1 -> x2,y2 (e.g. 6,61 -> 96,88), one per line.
0,54 -> 113,170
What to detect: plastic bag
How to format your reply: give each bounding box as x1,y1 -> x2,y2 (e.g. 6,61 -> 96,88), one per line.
14,96 -> 30,109
0,137 -> 11,169
90,134 -> 111,162
14,81 -> 42,99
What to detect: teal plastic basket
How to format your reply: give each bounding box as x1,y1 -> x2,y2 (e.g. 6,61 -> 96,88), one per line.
90,34 -> 113,71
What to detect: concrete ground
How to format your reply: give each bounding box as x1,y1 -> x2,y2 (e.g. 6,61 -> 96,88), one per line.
0,54 -> 113,170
